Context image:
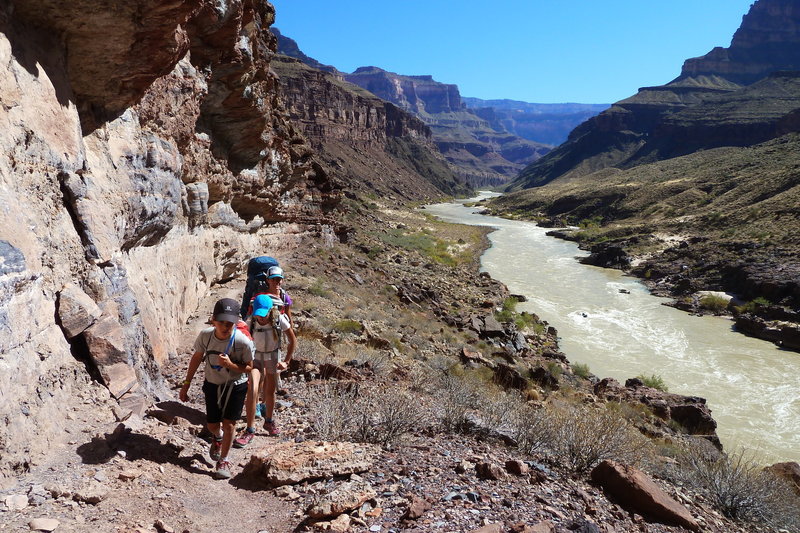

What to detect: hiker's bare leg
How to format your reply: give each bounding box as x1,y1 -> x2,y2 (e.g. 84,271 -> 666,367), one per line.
244,368 -> 261,428
264,373 -> 277,420
220,419 -> 236,458
207,422 -> 221,437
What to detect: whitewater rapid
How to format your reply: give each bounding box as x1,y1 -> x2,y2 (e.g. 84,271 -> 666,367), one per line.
426,194 -> 799,464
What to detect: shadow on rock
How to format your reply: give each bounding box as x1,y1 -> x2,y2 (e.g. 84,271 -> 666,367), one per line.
154,400 -> 207,426
76,425 -> 213,477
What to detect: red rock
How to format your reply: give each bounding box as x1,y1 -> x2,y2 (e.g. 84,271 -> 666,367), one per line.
476,461 -> 506,480
591,460 -> 699,531
402,496 -> 432,520
505,459 -> 529,477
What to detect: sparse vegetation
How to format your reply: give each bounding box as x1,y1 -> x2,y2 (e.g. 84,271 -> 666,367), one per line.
636,373 -> 669,392
679,443 -> 800,529
699,294 -> 729,313
545,402 -> 654,474
572,362 -> 591,379
333,319 -> 362,335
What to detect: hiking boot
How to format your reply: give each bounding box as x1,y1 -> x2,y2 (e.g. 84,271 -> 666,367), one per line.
209,437 -> 223,461
264,419 -> 280,436
255,402 -> 265,419
233,429 -> 256,448
215,459 -> 232,480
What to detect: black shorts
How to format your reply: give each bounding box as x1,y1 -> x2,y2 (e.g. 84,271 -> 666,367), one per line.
202,380 -> 248,424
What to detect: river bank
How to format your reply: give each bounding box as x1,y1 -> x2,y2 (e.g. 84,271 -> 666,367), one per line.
426,194 -> 800,465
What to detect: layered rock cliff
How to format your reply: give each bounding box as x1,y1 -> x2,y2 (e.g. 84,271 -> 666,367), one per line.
0,0 -> 338,480
682,0 -> 800,84
510,0 -> 800,190
273,55 -> 470,200
341,67 -> 551,188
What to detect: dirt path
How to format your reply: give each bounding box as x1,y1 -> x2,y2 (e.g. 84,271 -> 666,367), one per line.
1,279 -> 301,532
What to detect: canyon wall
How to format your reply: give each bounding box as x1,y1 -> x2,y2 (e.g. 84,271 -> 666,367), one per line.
273,55 -> 469,200
0,0 -> 338,481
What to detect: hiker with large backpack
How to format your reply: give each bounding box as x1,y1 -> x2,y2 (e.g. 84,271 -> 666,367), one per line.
233,292 -> 296,447
179,298 -> 254,480
240,256 -> 294,325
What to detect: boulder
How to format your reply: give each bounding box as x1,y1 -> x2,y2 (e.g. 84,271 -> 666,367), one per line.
476,461 -> 506,480
460,346 -> 495,368
57,283 -> 102,338
481,315 -> 505,338
766,461 -> 800,495
493,363 -> 529,390
591,460 -> 699,531
505,459 -> 529,477
307,477 -> 376,519
83,314 -> 138,399
244,441 -> 380,487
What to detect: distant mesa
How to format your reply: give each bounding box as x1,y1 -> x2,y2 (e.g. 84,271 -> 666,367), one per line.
509,0 -> 800,191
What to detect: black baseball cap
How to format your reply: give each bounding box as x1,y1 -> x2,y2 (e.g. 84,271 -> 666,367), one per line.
213,298 -> 240,323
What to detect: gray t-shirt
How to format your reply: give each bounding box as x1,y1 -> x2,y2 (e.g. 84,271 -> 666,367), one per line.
193,327 -> 254,385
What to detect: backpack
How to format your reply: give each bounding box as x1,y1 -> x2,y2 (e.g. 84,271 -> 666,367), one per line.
240,256 -> 279,318
249,305 -> 284,352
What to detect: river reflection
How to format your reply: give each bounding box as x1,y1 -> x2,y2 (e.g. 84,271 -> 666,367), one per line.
426,193 -> 799,464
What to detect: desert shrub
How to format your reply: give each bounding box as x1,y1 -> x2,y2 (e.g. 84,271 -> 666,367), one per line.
512,402 -> 553,455
578,216 -> 603,229
333,319 -> 362,335
350,385 -> 425,446
308,279 -> 332,298
308,383 -> 424,446
356,348 -> 392,376
679,443 -> 800,528
572,362 -> 591,379
295,337 -> 331,363
495,298 -> 538,330
699,294 -> 729,312
735,296 -> 771,314
636,373 -> 668,392
546,402 -> 653,474
495,297 -> 520,322
310,383 -> 358,441
478,389 -> 524,433
545,361 -> 563,379
436,372 -> 480,432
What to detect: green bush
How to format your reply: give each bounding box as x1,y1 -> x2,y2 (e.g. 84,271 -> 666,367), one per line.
636,373 -> 669,392
572,362 -> 591,379
308,279 -> 331,298
495,298 -> 539,330
699,294 -> 729,312
333,319 -> 362,335
735,296 -> 771,314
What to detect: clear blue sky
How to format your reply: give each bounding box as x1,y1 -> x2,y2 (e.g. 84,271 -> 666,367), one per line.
270,0 -> 755,104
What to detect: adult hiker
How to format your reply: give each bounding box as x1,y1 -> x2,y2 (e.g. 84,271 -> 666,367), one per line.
265,265 -> 294,327
179,298 -> 254,480
234,292 -> 296,447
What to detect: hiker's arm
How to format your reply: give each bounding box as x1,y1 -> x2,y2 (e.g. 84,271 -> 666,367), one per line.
179,350 -> 204,402
284,328 -> 296,362
277,328 -> 296,371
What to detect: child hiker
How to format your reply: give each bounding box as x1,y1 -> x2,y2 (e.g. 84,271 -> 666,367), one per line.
179,298 -> 254,479
234,291 -> 296,447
